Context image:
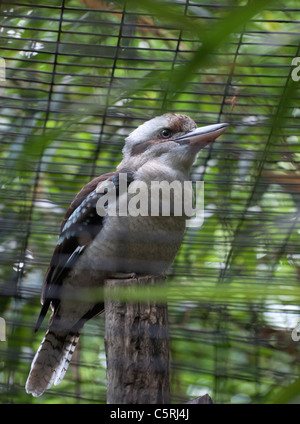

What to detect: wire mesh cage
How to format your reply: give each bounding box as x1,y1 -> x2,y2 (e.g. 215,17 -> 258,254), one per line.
1,0 -> 300,404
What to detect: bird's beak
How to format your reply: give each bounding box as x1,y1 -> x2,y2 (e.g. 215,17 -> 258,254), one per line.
172,123 -> 229,147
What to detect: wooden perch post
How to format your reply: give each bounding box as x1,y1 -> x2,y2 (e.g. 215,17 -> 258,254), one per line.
104,275 -> 170,404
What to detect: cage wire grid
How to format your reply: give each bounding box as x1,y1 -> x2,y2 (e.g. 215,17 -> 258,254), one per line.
1,0 -> 300,404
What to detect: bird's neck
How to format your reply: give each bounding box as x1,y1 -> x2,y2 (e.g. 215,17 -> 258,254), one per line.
117,158 -> 190,183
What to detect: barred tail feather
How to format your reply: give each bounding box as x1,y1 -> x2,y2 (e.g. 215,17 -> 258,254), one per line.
53,332 -> 80,387
25,330 -> 80,397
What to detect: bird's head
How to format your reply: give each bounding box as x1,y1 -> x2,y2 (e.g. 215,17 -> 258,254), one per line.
118,113 -> 228,176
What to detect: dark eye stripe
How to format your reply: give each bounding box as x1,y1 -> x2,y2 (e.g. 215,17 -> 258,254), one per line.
131,140 -> 153,156
130,131 -> 174,156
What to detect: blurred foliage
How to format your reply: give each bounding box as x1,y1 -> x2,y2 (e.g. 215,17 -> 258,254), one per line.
1,0 -> 300,404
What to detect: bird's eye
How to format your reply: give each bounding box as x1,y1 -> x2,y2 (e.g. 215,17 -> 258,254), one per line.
160,128 -> 172,138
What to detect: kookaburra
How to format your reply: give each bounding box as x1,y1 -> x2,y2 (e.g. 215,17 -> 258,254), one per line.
25,113 -> 228,397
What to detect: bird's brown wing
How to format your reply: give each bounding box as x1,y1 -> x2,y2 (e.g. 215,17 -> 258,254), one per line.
35,170 -> 134,331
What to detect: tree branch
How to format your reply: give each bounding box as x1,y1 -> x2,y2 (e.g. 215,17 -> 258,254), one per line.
104,275 -> 170,404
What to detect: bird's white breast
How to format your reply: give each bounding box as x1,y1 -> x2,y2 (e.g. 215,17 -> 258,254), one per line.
73,163 -> 189,277
77,212 -> 186,276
